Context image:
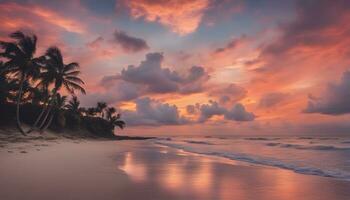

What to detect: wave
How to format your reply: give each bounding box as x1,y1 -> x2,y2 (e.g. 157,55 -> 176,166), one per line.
266,142 -> 280,146
183,140 -> 213,145
297,137 -> 314,140
244,137 -> 280,141
265,142 -> 350,151
157,137 -> 172,141
155,141 -> 350,181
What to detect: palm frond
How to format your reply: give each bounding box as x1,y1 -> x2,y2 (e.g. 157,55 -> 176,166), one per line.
65,76 -> 84,84
65,81 -> 86,94
64,62 -> 79,72
65,70 -> 80,76
9,31 -> 26,40
114,120 -> 126,129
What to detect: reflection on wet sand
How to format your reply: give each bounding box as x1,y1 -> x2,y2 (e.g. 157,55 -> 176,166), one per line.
115,142 -> 350,200
118,152 -> 147,182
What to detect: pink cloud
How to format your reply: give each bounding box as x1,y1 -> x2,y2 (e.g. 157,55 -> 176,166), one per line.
124,0 -> 209,35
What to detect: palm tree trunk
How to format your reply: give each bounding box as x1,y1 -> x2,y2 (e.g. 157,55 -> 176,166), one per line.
27,99 -> 49,133
40,113 -> 54,133
16,73 -> 27,135
38,106 -> 52,130
37,89 -> 57,131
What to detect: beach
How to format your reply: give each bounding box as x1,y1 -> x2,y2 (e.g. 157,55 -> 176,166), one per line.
1,136 -> 350,200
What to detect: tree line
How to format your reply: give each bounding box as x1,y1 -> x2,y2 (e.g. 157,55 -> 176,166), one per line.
0,31 -> 125,138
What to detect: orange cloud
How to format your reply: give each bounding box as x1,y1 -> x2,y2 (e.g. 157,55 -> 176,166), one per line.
125,0 -> 209,35
0,2 -> 85,34
30,6 -> 85,34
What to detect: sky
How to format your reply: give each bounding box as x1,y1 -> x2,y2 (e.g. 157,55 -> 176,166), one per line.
1,0 -> 350,136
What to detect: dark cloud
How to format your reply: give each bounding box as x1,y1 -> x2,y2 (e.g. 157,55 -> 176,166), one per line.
113,29 -> 149,52
259,92 -> 289,108
263,0 -> 350,56
252,0 -> 350,76
195,100 -> 255,122
186,104 -> 198,115
102,52 -> 209,95
304,71 -> 350,115
179,66 -> 209,94
122,97 -> 189,126
120,53 -> 179,93
198,101 -> 227,122
224,103 -> 255,121
209,83 -> 247,104
214,35 -> 247,54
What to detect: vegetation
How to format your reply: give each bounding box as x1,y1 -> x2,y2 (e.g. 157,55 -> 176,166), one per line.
0,31 -> 125,138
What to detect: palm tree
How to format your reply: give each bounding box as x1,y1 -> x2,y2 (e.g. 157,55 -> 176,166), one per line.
96,102 -> 107,118
0,31 -> 41,135
36,47 -> 85,131
29,86 -> 50,106
41,93 -> 67,132
87,107 -> 97,117
0,61 -> 17,104
78,107 -> 87,116
104,106 -> 125,133
66,96 -> 81,114
106,107 -> 116,120
109,113 -> 126,131
0,61 -> 4,74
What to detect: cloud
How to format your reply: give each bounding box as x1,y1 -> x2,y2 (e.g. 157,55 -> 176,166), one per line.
120,53 -> 179,93
80,80 -> 142,107
0,1 -> 88,54
224,103 -> 255,121
263,0 -> 350,56
102,52 -> 209,95
304,71 -> 350,115
259,92 -> 289,108
113,29 -> 149,52
209,83 -> 247,104
122,97 -> 189,126
198,100 -> 227,122
195,100 -> 255,122
0,2 -> 85,35
87,36 -> 104,48
85,52 -> 209,106
244,0 -> 350,119
186,104 -> 198,115
214,35 -> 247,54
123,0 -> 209,35
86,29 -> 148,56
256,0 -> 350,75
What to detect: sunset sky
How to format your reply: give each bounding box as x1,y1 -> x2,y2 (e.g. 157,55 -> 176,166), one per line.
2,0 -> 350,136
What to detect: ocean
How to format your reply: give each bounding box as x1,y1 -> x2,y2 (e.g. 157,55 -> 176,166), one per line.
154,135 -> 350,181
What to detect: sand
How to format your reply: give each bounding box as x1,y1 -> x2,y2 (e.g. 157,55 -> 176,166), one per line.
1,136 -> 350,200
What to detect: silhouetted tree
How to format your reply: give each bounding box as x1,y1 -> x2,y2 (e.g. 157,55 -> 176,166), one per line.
36,47 -> 85,132
41,93 -> 67,132
109,113 -> 126,131
66,96 -> 81,114
96,102 -> 107,118
86,107 -> 98,117
0,31 -> 41,135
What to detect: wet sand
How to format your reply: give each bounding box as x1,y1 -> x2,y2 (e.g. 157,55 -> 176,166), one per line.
1,140 -> 350,200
